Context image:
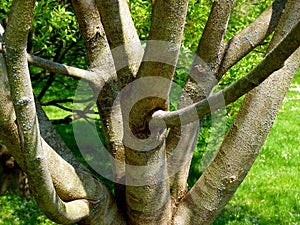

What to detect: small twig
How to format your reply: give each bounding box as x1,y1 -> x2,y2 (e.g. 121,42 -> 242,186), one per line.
41,96 -> 95,105
37,74 -> 55,101
51,115 -> 74,125
43,102 -> 97,114
48,103 -> 73,112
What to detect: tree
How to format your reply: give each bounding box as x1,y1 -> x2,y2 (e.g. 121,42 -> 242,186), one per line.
0,0 -> 299,224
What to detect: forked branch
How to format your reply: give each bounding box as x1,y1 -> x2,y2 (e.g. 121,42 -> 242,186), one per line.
153,20 -> 300,127
96,0 -> 144,89
218,0 -> 287,78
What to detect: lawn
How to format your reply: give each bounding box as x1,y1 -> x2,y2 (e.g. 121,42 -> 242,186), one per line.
0,73 -> 299,224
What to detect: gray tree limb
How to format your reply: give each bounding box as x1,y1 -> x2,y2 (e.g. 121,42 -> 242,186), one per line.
27,54 -> 100,84
3,0 -> 89,223
72,0 -> 128,216
0,42 -> 101,86
153,20 -> 300,127
122,0 -> 190,224
96,0 -> 144,89
217,0 -> 287,78
1,9 -> 125,224
197,0 -> 235,71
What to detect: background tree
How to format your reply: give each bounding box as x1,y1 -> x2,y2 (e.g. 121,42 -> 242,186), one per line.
0,0 -> 299,224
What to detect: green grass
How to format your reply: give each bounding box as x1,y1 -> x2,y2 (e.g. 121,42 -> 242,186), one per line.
0,194 -> 56,225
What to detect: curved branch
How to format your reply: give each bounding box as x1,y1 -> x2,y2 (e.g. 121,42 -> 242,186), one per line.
3,0 -> 89,223
217,0 -> 287,78
35,102 -> 126,224
175,48 -> 300,225
153,20 -> 300,127
0,92 -> 126,224
44,102 -> 73,112
167,1 -> 287,200
2,6 -> 125,224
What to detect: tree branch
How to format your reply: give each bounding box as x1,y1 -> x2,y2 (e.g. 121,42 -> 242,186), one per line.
153,20 -> 300,127
44,102 -> 74,112
176,49 -> 300,225
37,73 -> 55,101
266,0 -> 299,52
184,0 -> 236,95
96,0 -> 144,89
181,0 -> 236,97
167,1 -> 287,198
35,101 -> 126,224
1,17 -> 126,224
167,1 -> 235,201
137,0 -> 189,80
3,0 -> 89,223
0,43 -> 101,86
27,53 -> 100,84
71,0 -> 116,75
217,0 -> 287,78
96,0 -> 144,212
0,83 -> 126,224
126,0 -> 190,129
197,0 -> 235,71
